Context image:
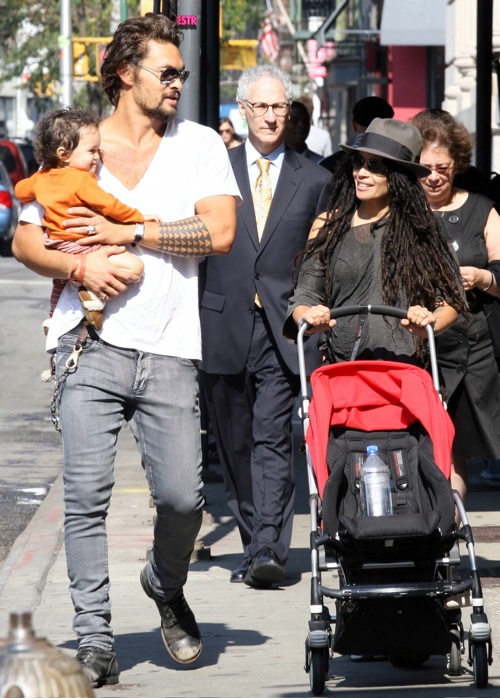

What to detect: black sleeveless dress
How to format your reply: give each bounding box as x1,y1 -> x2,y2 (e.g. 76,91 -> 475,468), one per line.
436,192 -> 500,460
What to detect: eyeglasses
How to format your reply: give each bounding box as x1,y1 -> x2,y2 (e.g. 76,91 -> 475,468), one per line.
420,163 -> 454,175
351,153 -> 388,177
243,100 -> 290,117
136,64 -> 190,85
219,128 -> 231,134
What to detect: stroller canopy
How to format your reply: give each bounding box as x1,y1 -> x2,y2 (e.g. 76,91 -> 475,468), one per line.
306,360 -> 454,498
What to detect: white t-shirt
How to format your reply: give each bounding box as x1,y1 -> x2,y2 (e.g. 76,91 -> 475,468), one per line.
20,119 -> 241,359
306,124 -> 333,158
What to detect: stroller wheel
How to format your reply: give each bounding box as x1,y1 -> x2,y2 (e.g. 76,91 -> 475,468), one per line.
447,626 -> 462,676
472,642 -> 488,689
308,647 -> 329,696
388,653 -> 430,669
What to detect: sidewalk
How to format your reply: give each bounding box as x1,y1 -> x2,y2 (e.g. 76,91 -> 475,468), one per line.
0,422 -> 499,697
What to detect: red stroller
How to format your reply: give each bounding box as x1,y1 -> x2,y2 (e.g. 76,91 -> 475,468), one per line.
297,305 -> 493,695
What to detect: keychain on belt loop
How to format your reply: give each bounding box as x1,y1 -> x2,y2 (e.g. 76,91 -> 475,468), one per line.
44,322 -> 89,432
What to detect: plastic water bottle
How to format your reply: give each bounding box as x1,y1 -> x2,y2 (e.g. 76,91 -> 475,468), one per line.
360,445 -> 393,516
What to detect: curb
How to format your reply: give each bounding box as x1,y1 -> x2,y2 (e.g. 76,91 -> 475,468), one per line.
0,471 -> 64,618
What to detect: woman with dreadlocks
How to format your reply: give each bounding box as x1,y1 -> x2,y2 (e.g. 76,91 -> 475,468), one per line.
284,118 -> 467,370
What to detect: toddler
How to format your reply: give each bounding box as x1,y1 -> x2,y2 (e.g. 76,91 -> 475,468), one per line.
15,107 -> 151,330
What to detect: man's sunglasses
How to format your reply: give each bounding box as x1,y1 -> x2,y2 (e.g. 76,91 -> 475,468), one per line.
351,153 -> 388,176
136,64 -> 190,85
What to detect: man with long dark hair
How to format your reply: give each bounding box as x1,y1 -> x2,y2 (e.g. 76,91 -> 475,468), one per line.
13,13 -> 239,687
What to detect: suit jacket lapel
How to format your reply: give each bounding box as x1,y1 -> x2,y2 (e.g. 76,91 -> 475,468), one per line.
229,145 -> 260,251
229,146 -> 304,254
258,149 -> 302,254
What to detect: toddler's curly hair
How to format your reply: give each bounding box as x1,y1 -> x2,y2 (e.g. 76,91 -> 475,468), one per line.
34,108 -> 100,169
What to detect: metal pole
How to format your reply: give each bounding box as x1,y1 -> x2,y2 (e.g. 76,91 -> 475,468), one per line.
476,0 -> 493,178
203,0 -> 219,130
166,0 -> 178,17
176,0 -> 202,122
120,0 -> 127,21
59,0 -> 73,106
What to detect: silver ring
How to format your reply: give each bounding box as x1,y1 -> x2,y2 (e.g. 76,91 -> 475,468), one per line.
87,225 -> 97,235
100,294 -> 108,302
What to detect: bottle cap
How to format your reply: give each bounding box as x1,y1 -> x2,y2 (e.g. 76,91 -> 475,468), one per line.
366,444 -> 378,454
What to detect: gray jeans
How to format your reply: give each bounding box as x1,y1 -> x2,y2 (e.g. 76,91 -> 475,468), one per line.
56,327 -> 204,650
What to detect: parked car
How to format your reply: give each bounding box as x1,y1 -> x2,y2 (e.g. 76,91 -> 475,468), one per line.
0,159 -> 20,255
12,137 -> 38,176
0,139 -> 28,186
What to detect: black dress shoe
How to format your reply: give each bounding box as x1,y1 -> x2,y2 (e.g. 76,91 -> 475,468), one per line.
230,560 -> 250,583
140,566 -> 202,664
76,646 -> 119,687
244,548 -> 285,588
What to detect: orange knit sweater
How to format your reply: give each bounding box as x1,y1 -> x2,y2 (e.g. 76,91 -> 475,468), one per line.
15,167 -> 144,242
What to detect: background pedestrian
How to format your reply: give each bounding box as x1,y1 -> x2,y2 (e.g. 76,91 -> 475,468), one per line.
295,94 -> 333,158
219,117 -> 244,149
285,100 -> 324,163
321,96 -> 394,174
411,108 -> 500,497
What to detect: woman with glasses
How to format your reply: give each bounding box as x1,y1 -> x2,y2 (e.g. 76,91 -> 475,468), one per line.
219,118 -> 243,149
411,109 -> 500,497
284,117 -> 467,370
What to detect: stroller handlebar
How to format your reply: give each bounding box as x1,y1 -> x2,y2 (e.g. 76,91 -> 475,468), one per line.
297,304 -> 441,397
298,304 -> 412,332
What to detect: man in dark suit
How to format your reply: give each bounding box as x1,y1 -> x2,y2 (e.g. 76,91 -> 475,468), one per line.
200,65 -> 331,587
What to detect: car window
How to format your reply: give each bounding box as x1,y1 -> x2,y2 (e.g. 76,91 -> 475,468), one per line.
0,145 -> 16,174
0,140 -> 28,185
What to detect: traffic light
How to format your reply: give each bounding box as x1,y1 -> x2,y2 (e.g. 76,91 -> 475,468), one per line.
140,0 -> 155,13
73,41 -> 89,79
71,38 -> 112,81
33,81 -> 56,97
221,40 -> 258,70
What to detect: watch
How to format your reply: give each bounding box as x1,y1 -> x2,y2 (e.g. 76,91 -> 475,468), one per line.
131,222 -> 145,247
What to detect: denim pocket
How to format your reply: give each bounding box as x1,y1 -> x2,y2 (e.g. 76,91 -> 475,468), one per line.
175,356 -> 199,368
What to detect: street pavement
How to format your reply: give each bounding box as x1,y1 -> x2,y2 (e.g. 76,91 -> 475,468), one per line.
0,422 -> 499,698
0,263 -> 62,563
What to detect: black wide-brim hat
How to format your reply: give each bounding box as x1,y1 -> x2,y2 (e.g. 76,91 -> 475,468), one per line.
340,118 -> 432,178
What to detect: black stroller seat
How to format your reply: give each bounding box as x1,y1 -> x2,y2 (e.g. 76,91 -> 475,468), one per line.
322,425 -> 455,559
320,424 -> 459,660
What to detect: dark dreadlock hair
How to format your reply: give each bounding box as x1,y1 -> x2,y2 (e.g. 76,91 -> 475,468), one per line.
299,154 -> 469,361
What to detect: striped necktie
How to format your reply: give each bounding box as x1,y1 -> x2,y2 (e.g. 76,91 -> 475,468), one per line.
254,157 -> 272,241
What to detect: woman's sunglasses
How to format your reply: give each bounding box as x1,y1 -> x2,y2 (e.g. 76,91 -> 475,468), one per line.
351,153 -> 388,177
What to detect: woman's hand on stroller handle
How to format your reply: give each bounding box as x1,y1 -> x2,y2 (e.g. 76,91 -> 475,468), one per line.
295,303 -> 444,342
295,303 -> 410,334
295,304 -> 337,335
401,305 -> 437,338
295,303 -> 448,342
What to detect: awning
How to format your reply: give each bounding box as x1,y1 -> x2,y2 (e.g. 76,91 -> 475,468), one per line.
380,0 -> 446,46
